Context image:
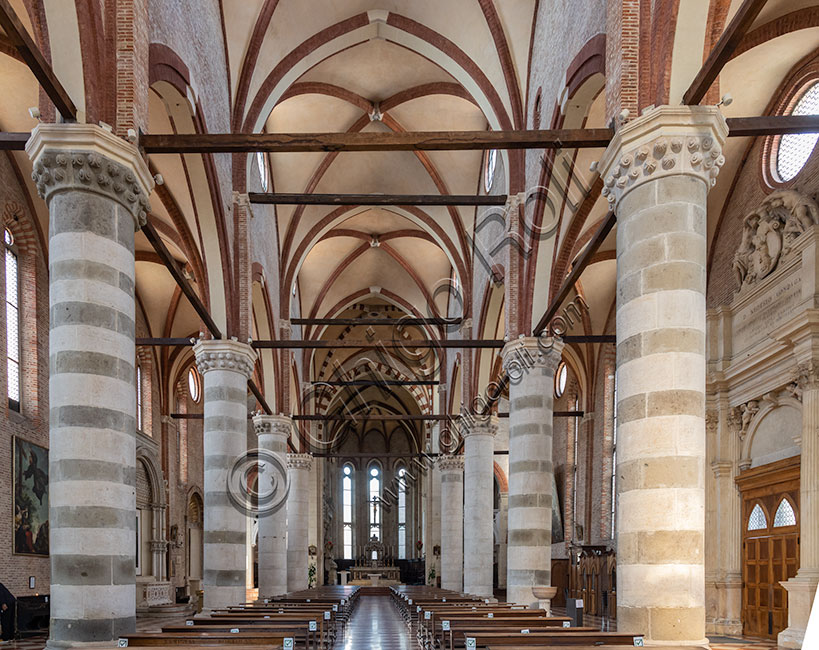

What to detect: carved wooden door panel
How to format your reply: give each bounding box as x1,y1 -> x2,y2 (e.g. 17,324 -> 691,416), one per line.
737,457 -> 799,640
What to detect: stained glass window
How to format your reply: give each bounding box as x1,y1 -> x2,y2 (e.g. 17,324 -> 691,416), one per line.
342,464 -> 353,559
397,467 -> 407,559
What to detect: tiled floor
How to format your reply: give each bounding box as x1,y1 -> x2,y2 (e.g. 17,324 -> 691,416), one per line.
334,595 -> 412,649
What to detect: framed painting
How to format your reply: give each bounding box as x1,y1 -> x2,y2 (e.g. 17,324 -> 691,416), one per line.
13,437 -> 48,556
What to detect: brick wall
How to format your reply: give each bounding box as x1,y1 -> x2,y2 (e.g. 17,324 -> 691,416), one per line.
0,155 -> 50,597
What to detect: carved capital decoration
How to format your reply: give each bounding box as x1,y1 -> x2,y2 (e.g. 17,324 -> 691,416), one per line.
705,409 -> 719,436
462,415 -> 498,438
25,123 -> 154,229
253,413 -> 292,440
797,360 -> 819,391
193,338 -> 257,378
711,460 -> 733,479
436,454 -> 464,472
598,106 -> 729,209
287,453 -> 313,471
501,336 -> 564,374
732,190 -> 819,290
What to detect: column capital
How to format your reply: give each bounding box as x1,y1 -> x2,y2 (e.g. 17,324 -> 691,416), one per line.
232,191 -> 252,209
193,338 -> 257,378
287,452 -> 313,470
598,105 -> 729,209
26,123 -> 154,228
436,454 -> 464,472
463,415 -> 498,438
501,336 -> 564,373
797,359 -> 819,391
252,413 -> 292,440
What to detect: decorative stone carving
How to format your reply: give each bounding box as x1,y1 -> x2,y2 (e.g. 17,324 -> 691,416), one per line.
736,400 -> 759,442
501,336 -> 564,374
193,338 -> 257,378
287,453 -> 313,470
25,123 -> 154,229
436,455 -> 464,472
705,409 -> 719,436
253,414 -> 292,439
797,359 -> 819,391
598,106 -> 729,209
462,416 -> 498,438
732,191 -> 819,289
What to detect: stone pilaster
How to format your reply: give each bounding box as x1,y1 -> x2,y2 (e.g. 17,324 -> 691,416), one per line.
779,360 -> 819,647
501,336 -> 564,606
253,414 -> 291,598
437,455 -> 464,592
193,339 -> 257,611
600,105 -> 728,645
287,453 -> 313,591
27,123 -> 153,647
463,416 -> 498,598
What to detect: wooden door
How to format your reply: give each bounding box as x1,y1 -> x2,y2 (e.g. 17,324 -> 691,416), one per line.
736,456 -> 799,639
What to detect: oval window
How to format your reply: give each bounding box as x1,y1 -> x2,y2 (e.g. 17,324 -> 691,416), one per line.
775,81 -> 819,182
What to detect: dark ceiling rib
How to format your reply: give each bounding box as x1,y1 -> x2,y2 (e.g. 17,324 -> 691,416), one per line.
0,0 -> 77,120
292,317 -> 462,326
310,380 -> 439,386
249,193 -> 508,206
683,0 -> 770,105
533,211 -> 617,336
169,411 -> 584,420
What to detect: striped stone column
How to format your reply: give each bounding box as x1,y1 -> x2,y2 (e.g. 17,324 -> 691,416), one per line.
193,339 -> 257,611
463,417 -> 497,598
253,414 -> 292,598
599,105 -> 727,644
287,453 -> 313,591
26,124 -> 153,646
437,455 -> 464,592
501,336 -> 563,606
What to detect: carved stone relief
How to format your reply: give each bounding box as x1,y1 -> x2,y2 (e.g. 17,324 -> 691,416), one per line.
733,190 -> 819,290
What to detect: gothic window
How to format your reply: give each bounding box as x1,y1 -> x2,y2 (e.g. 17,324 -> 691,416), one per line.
484,149 -> 497,192
775,81 -> 819,182
397,466 -> 407,560
773,498 -> 796,528
5,227 -> 19,411
369,465 -> 381,544
748,503 -> 768,531
256,151 -> 269,192
342,464 -> 353,559
136,364 -> 144,431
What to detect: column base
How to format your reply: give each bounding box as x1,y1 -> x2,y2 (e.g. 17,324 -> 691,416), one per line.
778,574 -> 819,649
706,577 -> 742,636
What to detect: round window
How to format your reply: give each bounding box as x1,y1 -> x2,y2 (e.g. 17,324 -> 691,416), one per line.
188,367 -> 201,402
554,361 -> 568,398
774,81 -> 819,182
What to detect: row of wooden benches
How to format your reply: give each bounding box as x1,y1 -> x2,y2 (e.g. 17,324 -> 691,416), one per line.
390,586 -> 646,650
117,586 -> 360,650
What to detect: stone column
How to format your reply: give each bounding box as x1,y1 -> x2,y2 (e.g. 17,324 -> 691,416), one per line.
27,124 -> 152,647
496,492 -> 508,590
599,105 -> 728,645
780,360 -> 819,647
438,455 -> 464,592
463,417 -> 498,598
429,453 -> 442,585
287,453 -> 313,591
193,339 -> 257,611
502,337 -> 563,606
253,414 -> 291,598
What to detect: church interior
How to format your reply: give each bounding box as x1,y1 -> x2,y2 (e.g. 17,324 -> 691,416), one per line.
0,0 -> 818,649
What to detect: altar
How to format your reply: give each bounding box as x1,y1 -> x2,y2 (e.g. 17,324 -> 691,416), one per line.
349,537 -> 401,585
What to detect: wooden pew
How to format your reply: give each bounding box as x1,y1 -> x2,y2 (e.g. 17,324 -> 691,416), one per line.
456,630 -> 646,648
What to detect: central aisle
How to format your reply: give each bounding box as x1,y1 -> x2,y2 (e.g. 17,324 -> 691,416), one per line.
336,594 -> 414,649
